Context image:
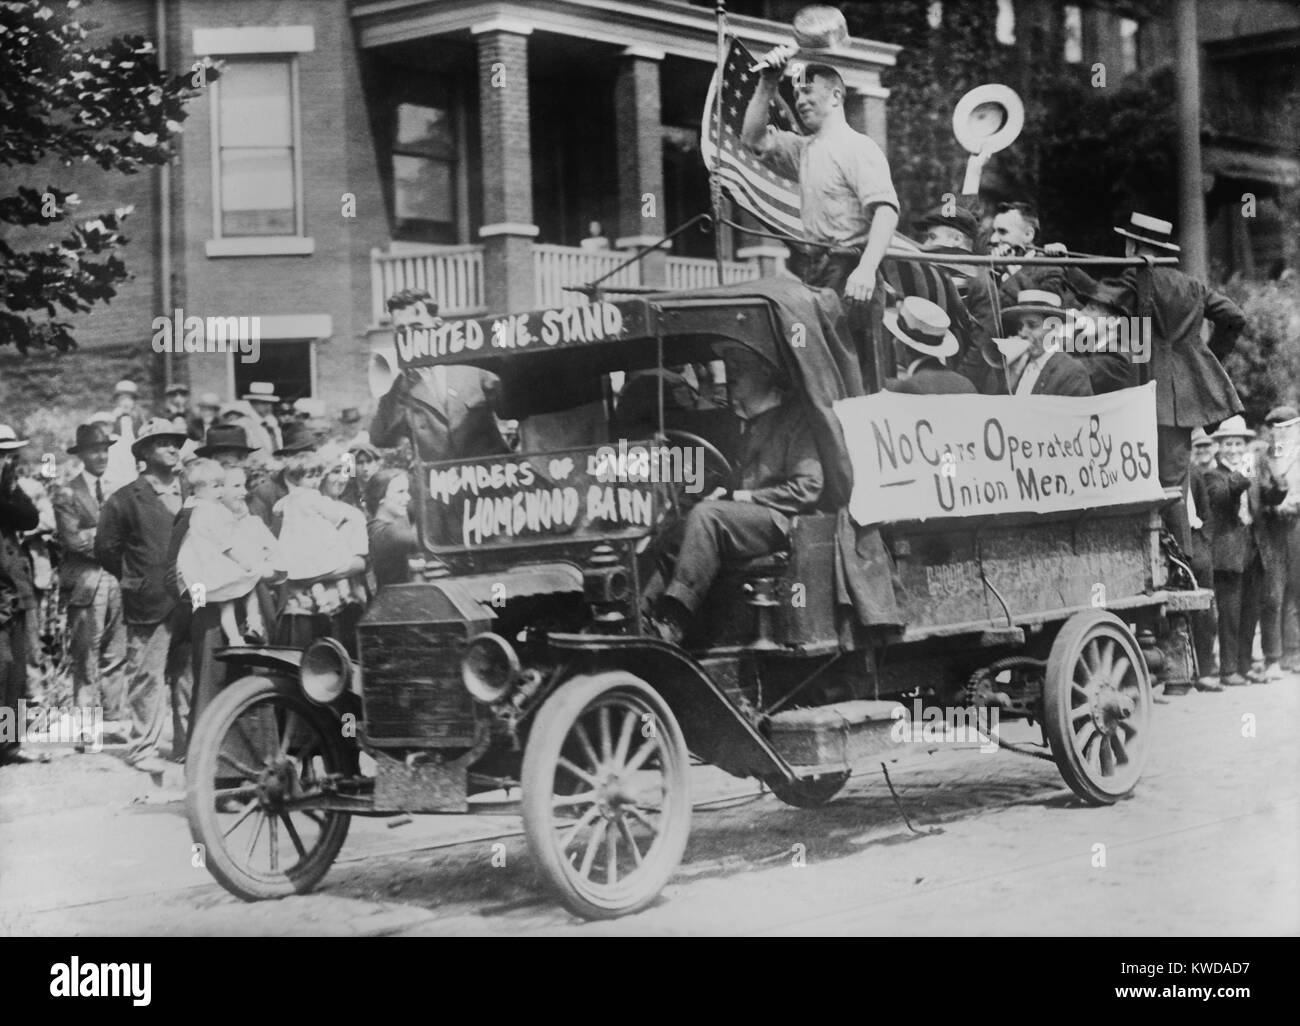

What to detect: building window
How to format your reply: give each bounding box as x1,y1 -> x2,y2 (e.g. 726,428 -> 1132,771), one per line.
1064,6 -> 1083,64
213,57 -> 301,238
231,340 -> 314,404
392,100 -> 458,243
1120,18 -> 1140,75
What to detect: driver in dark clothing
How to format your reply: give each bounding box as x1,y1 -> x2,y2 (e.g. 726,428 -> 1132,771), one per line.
647,343 -> 823,645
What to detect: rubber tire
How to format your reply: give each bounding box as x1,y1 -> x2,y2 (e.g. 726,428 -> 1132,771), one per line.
521,672 -> 691,920
1044,611 -> 1152,806
186,674 -> 352,901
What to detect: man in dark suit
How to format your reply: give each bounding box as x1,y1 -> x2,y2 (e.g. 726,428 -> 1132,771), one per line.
998,290 -> 1093,397
1187,428 -> 1221,690
881,297 -> 977,395
370,289 -> 509,463
1101,213 -> 1246,549
0,425 -> 39,765
1198,417 -> 1260,687
95,420 -> 190,773
53,423 -> 128,730
646,343 -> 824,646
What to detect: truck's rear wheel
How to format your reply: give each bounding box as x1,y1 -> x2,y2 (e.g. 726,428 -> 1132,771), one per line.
1044,612 -> 1153,805
186,675 -> 352,900
522,672 -> 690,920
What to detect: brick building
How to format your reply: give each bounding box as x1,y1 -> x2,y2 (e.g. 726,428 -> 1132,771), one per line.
1,0 -> 897,420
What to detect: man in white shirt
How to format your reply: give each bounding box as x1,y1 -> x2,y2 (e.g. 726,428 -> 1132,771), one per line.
741,53 -> 899,305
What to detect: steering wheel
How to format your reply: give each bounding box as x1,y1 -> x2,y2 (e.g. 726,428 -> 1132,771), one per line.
660,429 -> 734,508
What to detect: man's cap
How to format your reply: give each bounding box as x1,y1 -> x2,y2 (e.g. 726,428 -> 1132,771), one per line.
164,382 -> 190,396
1076,279 -> 1131,316
883,296 -> 959,361
273,420 -> 317,456
242,381 -> 281,404
1265,405 -> 1299,426
1191,427 -> 1213,446
67,422 -> 116,455
130,418 -> 188,457
1114,212 -> 1180,253
0,425 -> 30,451
113,379 -> 138,396
349,441 -> 381,462
195,423 -> 258,458
197,392 -> 222,409
913,204 -> 978,243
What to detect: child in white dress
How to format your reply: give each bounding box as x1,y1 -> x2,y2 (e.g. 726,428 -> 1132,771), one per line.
273,454 -> 368,609
177,459 -> 275,644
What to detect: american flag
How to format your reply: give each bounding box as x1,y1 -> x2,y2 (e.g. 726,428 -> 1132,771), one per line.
701,36 -> 951,307
701,36 -> 805,239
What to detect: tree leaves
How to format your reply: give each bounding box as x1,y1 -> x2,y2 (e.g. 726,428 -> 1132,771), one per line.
0,0 -> 218,352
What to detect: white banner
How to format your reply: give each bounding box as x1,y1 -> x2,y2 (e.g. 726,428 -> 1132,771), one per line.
833,382 -> 1165,526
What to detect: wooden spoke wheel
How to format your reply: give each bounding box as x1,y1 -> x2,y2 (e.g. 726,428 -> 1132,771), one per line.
522,672 -> 691,920
1044,611 -> 1153,805
766,770 -> 850,808
186,675 -> 352,900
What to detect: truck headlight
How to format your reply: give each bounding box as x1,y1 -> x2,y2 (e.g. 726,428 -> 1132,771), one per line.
301,638 -> 352,705
462,633 -> 519,704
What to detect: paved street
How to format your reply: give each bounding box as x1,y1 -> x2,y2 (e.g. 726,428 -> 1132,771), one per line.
2,677 -> 1297,937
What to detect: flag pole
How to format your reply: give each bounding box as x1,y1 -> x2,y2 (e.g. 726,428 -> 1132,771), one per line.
712,0 -> 727,283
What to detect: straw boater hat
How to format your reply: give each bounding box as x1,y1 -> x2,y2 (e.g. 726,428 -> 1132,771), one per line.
1211,415 -> 1255,441
1001,289 -> 1066,331
0,425 -> 30,452
883,296 -> 959,361
130,418 -> 188,458
241,381 -> 280,404
1114,212 -> 1181,252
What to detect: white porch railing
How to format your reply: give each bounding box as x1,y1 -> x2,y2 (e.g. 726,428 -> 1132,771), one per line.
370,244 -> 485,322
533,244 -> 643,309
371,244 -> 766,323
666,255 -> 761,291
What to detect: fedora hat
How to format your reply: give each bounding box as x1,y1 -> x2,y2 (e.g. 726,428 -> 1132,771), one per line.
273,420 -> 317,456
1211,415 -> 1255,441
241,381 -> 281,404
883,296 -> 959,361
340,406 -> 362,424
1265,405 -> 1299,426
1001,289 -> 1066,331
1190,427 -> 1213,446
66,422 -> 116,455
1114,212 -> 1180,252
0,425 -> 30,452
1076,279 -> 1132,315
195,423 -> 257,457
130,418 -> 188,458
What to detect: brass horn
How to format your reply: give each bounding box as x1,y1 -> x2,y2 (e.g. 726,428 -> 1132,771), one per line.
368,346 -> 399,399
